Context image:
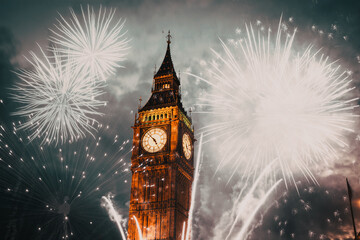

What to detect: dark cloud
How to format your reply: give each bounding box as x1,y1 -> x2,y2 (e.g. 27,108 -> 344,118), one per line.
0,27 -> 17,99
0,26 -> 19,124
250,176 -> 358,240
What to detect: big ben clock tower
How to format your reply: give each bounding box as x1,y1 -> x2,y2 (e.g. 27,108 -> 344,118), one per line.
127,32 -> 195,240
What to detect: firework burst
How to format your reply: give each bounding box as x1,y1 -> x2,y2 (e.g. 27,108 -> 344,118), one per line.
190,17 -> 358,188
0,120 -> 132,239
11,46 -> 106,145
50,5 -> 130,81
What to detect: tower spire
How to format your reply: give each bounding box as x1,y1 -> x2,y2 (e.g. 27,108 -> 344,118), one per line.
153,31 -> 177,79
166,30 -> 172,45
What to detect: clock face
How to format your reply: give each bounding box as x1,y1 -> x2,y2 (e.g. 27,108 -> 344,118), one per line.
182,133 -> 192,160
142,128 -> 167,153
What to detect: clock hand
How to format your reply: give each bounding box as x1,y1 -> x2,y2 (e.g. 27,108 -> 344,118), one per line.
148,133 -> 158,144
151,136 -> 157,144
148,133 -> 160,148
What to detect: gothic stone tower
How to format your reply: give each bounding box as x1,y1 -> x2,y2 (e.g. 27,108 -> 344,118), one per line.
127,32 -> 195,240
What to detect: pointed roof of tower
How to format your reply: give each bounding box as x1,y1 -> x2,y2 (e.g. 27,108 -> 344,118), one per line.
140,31 -> 188,118
154,31 -> 177,78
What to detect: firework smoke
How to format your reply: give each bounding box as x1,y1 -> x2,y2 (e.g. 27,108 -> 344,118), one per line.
190,17 -> 358,188
50,5 -> 130,81
12,47 -> 106,145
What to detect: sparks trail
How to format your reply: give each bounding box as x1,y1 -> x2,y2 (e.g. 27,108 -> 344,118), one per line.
50,5 -> 130,82
11,47 -> 106,145
0,121 -> 132,239
225,163 -> 283,240
101,194 -> 127,240
185,133 -> 203,240
188,17 -> 357,189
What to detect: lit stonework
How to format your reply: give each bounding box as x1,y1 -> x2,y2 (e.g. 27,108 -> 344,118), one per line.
127,32 -> 195,240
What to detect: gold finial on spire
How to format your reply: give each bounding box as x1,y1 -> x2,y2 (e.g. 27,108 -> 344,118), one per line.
166,30 -> 172,45
138,97 -> 142,109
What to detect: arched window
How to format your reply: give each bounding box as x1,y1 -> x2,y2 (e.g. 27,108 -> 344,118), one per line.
165,113 -> 167,118
160,114 -> 163,119
157,115 -> 159,120
144,116 -> 147,121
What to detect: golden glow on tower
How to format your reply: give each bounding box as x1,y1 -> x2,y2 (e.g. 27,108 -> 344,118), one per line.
127,33 -> 194,240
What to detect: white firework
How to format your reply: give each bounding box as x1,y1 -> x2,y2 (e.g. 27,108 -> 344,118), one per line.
50,5 -> 130,81
12,46 -> 106,145
190,18 -> 358,188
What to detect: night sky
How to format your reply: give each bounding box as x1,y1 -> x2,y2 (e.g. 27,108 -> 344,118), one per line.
1,0 -> 360,239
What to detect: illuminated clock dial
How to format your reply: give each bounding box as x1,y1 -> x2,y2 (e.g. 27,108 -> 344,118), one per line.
142,128 -> 167,153
182,133 -> 192,160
